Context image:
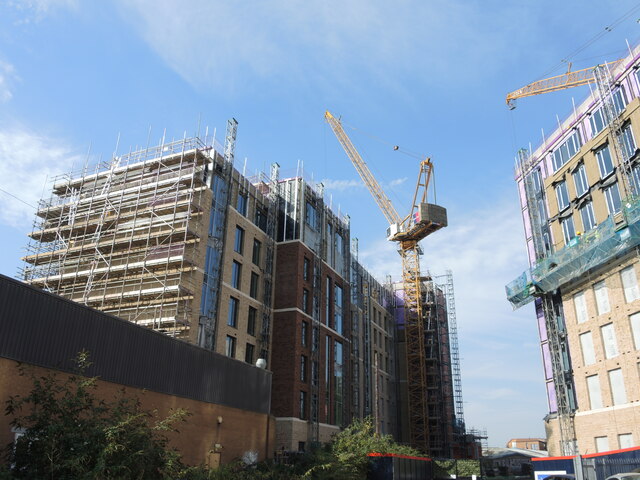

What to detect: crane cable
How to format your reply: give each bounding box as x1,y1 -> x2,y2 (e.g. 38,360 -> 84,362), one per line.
535,4 -> 640,81
340,119 -> 426,160
339,118 -> 438,206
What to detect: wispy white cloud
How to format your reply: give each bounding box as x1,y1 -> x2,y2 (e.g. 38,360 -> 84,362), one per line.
0,127 -> 81,228
321,179 -> 364,191
5,0 -> 78,24
0,60 -> 17,103
359,198 -> 532,330
389,177 -> 407,187
322,176 -> 408,193
358,196 -> 546,441
115,0 -> 534,93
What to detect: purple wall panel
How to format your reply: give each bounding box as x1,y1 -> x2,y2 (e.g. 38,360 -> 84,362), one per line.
547,381 -> 558,413
541,342 -> 553,380
517,180 -> 527,207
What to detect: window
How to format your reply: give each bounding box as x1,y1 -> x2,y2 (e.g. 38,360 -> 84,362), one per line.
594,281 -> 610,315
302,288 -> 309,313
234,226 -> 244,254
590,107 -> 607,136
619,433 -> 634,449
587,374 -> 603,409
580,202 -> 596,232
303,258 -> 310,281
335,232 -> 343,256
298,441 -> 306,452
609,368 -> 627,405
595,436 -> 609,453
531,168 -> 544,193
574,291 -> 588,323
600,323 -> 619,359
630,312 -> 640,349
225,335 -> 236,358
247,306 -> 256,336
573,164 -> 589,198
334,340 -> 344,426
300,355 -> 307,382
305,202 -> 317,229
255,207 -> 267,232
245,343 -> 254,364
252,239 -> 261,266
299,391 -> 307,420
227,297 -> 239,327
596,145 -> 615,178
619,123 -> 636,160
231,261 -> 242,289
236,193 -> 247,216
555,181 -> 570,211
325,336 -> 331,385
561,216 -> 576,244
612,86 -> 628,114
634,165 -> 640,193
325,277 -> 331,325
580,331 -> 596,366
250,272 -> 259,299
621,266 -> 640,303
603,183 -> 622,215
552,131 -> 581,171
301,321 -> 308,347
334,285 -> 343,334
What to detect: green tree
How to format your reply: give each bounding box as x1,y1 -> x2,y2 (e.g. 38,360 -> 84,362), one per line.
4,351 -> 188,479
303,417 -> 422,479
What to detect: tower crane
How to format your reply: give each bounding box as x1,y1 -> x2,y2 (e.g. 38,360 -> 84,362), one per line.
325,110 -> 448,453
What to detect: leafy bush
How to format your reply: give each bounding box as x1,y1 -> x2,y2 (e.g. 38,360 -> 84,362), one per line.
4,351 -> 188,479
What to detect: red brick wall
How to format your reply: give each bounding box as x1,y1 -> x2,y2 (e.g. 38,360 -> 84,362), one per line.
0,358 -> 275,467
272,241 -> 350,425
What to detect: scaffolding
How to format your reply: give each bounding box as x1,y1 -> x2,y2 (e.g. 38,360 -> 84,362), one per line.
443,271 -> 465,433
258,163 -> 279,362
309,182 -> 325,444
22,137 -> 211,338
507,198 -> 640,308
198,119 -> 237,350
422,275 -> 455,458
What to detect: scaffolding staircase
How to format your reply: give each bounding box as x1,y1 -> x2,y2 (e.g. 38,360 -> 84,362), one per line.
200,119 -> 237,349
259,163 -> 279,362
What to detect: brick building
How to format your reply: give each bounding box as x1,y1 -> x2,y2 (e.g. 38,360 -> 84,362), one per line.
507,43 -> 640,455
20,121 -> 463,455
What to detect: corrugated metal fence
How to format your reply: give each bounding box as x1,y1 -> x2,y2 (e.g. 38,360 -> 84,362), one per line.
0,274 -> 271,414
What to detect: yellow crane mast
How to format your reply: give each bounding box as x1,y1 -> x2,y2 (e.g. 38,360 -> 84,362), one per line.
506,59 -> 622,109
325,110 -> 448,453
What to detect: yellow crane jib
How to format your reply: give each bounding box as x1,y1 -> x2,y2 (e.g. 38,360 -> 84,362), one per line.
324,110 -> 447,242
506,59 -> 623,109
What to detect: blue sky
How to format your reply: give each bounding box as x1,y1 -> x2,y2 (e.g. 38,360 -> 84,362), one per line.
1,0 -> 639,447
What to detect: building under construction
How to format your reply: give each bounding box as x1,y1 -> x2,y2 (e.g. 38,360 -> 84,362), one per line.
21,120 -> 467,457
507,43 -> 640,455
393,273 -> 466,458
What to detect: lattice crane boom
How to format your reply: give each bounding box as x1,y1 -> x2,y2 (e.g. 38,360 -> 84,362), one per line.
324,111 -> 402,226
506,59 -> 623,109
